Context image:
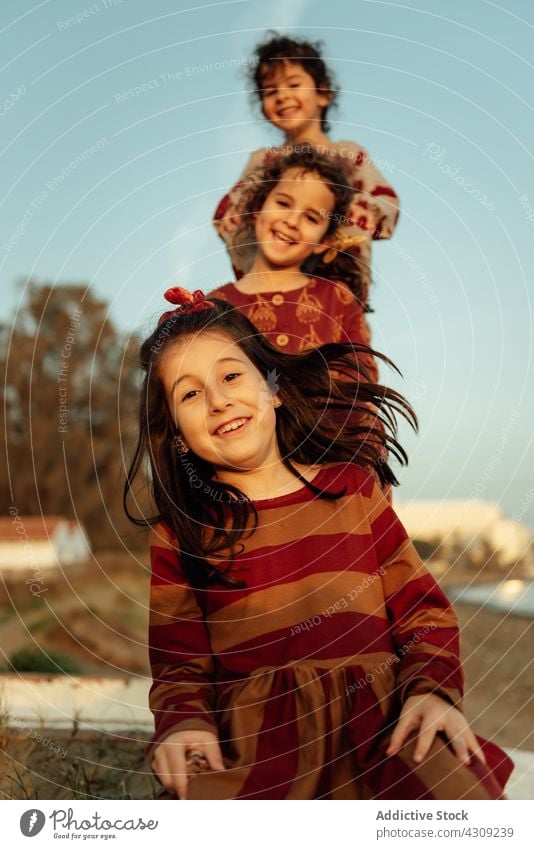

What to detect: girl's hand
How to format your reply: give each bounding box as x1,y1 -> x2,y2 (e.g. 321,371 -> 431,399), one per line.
151,729 -> 225,799
386,693 -> 488,767
347,200 -> 378,234
218,212 -> 242,238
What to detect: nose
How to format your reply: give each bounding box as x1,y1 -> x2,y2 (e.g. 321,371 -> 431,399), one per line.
206,383 -> 234,414
284,208 -> 299,229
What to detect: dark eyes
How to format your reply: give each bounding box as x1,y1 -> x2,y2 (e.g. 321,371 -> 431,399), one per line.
275,200 -> 319,224
264,82 -> 300,96
181,373 -> 240,402
181,389 -> 197,401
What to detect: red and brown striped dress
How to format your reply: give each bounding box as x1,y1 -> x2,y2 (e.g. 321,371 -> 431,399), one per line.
147,462 -> 513,799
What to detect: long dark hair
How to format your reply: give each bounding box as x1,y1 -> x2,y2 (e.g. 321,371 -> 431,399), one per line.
237,145 -> 364,298
124,299 -> 416,588
248,31 -> 338,132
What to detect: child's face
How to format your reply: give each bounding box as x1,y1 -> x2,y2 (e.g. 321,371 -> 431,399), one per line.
260,61 -> 330,134
160,331 -> 280,473
255,167 -> 335,269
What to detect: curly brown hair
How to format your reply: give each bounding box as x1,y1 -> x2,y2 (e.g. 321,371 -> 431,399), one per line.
241,145 -> 352,235
237,145 -> 364,298
248,32 -> 338,133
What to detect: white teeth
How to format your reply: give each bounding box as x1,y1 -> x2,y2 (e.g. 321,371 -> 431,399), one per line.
274,231 -> 292,243
216,418 -> 247,435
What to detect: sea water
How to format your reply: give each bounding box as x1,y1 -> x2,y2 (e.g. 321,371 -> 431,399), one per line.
448,579 -> 534,617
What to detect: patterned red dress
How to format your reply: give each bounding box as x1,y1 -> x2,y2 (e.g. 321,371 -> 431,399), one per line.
212,141 -> 400,309
147,462 -> 513,799
208,276 -> 378,382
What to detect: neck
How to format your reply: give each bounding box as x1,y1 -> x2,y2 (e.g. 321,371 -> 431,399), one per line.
284,125 -> 331,147
214,458 -> 318,501
241,253 -> 308,292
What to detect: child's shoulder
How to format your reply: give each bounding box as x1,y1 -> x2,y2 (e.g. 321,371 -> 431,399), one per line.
243,146 -> 271,171
206,282 -> 236,300
332,138 -> 366,151
149,521 -> 190,581
320,460 -> 377,498
311,275 -> 360,306
324,139 -> 371,175
149,521 -> 180,552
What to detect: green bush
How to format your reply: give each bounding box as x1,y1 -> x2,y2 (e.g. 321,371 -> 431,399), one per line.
8,648 -> 82,675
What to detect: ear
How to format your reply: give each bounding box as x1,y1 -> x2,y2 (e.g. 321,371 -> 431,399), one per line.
312,232 -> 336,256
317,87 -> 333,109
313,236 -> 338,263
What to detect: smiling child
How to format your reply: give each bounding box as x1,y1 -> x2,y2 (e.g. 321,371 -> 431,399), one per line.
209,146 -> 379,380
124,289 -> 513,801
213,32 -> 400,324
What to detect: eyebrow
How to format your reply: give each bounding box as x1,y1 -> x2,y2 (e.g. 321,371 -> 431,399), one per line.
263,73 -> 304,88
170,357 -> 247,396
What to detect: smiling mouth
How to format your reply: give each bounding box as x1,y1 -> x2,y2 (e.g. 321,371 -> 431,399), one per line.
277,106 -> 299,118
272,230 -> 296,245
214,417 -> 250,436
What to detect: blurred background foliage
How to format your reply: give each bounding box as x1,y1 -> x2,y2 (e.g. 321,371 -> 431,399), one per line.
1,281 -> 150,550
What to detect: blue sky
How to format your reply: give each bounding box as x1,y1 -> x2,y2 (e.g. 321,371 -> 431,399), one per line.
1,0 -> 533,524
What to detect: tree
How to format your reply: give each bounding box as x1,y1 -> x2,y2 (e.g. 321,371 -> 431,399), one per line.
1,280 -> 146,550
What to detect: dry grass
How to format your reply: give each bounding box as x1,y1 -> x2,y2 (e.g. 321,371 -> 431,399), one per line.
0,718 -> 160,800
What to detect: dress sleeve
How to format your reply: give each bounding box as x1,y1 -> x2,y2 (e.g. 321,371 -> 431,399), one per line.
343,142 -> 400,241
212,148 -> 267,277
365,478 -> 464,710
146,523 -> 218,761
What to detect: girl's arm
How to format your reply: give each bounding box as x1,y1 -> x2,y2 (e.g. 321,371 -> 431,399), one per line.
340,141 -> 400,241
212,148 -> 268,278
364,477 -> 492,770
212,148 -> 267,246
146,522 -> 218,764
365,477 -> 464,711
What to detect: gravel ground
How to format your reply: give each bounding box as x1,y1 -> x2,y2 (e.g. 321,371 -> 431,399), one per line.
455,601 -> 533,752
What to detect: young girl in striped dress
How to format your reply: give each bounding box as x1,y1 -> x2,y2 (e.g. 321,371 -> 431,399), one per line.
124,287 -> 513,801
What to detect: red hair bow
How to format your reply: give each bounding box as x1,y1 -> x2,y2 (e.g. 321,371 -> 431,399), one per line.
158,287 -> 215,325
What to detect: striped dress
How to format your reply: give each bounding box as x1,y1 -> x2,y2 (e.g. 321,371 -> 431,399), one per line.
147,462 -> 513,799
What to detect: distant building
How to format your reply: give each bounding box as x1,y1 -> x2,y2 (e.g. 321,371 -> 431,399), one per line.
395,500 -> 532,566
0,515 -> 91,576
